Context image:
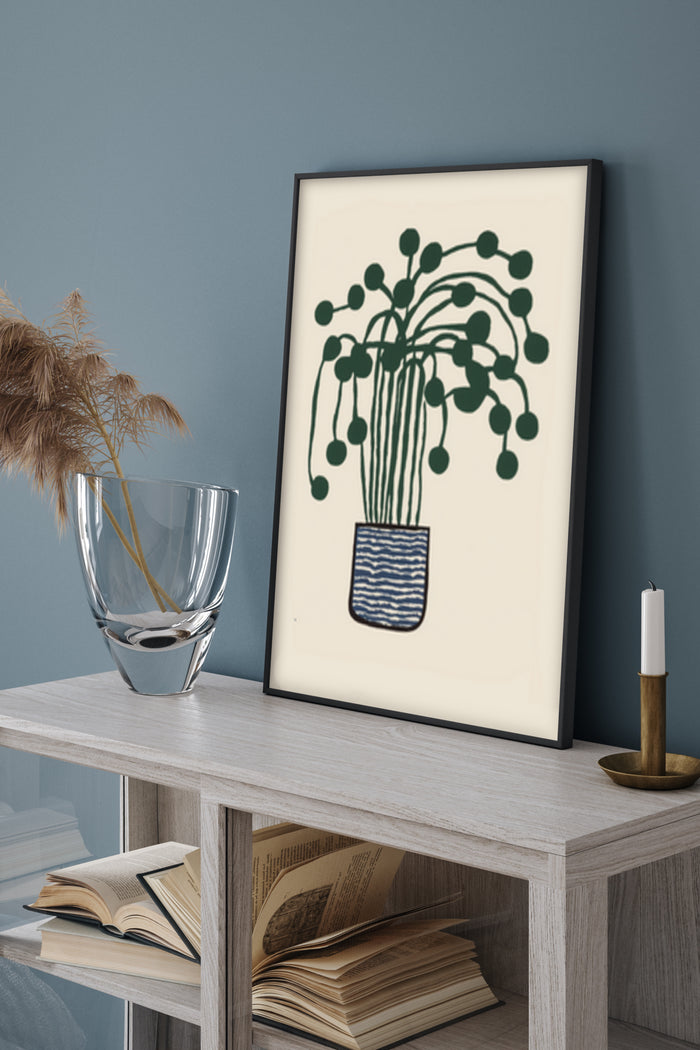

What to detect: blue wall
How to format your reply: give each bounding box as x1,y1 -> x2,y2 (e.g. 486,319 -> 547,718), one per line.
1,0 -> 699,753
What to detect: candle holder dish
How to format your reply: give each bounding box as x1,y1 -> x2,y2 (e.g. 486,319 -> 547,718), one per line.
598,673 -> 700,790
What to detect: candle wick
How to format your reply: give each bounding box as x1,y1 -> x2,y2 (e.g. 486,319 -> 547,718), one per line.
648,579 -> 657,591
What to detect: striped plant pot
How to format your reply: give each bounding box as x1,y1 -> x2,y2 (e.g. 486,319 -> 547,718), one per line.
349,523 -> 430,631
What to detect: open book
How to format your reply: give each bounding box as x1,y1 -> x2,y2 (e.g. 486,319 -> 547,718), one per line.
144,823 -> 499,1050
253,918 -> 499,1050
248,824 -> 499,1050
26,841 -> 198,960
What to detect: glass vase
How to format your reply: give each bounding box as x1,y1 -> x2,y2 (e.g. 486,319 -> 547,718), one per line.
71,473 -> 238,695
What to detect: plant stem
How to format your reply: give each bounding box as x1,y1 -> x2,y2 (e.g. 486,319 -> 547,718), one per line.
86,477 -> 179,609
83,397 -> 182,614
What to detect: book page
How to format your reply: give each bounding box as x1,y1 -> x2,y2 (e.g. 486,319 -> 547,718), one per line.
142,854 -> 201,955
262,919 -> 465,977
252,825 -> 359,926
252,841 -> 403,971
116,896 -> 194,954
184,848 -> 200,889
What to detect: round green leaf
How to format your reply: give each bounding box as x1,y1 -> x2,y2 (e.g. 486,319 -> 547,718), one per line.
509,288 -> 533,317
311,475 -> 329,500
496,450 -> 518,479
347,416 -> 368,445
465,310 -> 491,344
489,403 -> 512,435
476,231 -> 498,258
364,263 -> 385,290
508,250 -> 533,279
315,300 -> 334,326
420,242 -> 443,273
399,228 -> 420,256
424,376 -> 445,406
452,282 -> 476,307
428,446 -> 450,474
516,411 -> 539,440
393,278 -> 414,308
493,354 -> 515,380
524,332 -> 549,363
334,356 -> 353,382
347,284 -> 365,310
326,439 -> 347,466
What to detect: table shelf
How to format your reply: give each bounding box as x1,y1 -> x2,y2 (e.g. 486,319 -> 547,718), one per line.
0,930 -> 692,1050
0,920 -> 200,1025
2,670 -> 700,1050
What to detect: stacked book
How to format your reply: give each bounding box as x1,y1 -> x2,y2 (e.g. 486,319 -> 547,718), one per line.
26,841 -> 201,984
27,824 -> 500,1050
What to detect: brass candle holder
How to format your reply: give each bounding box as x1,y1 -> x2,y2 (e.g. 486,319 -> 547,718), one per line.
599,673 -> 700,789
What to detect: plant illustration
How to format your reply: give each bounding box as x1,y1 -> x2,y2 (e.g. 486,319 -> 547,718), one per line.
306,227 -> 549,629
0,288 -> 188,611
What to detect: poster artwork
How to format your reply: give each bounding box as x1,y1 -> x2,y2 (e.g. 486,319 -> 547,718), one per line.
306,226 -> 547,631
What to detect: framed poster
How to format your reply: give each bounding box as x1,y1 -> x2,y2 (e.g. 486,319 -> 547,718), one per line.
264,160 -> 602,747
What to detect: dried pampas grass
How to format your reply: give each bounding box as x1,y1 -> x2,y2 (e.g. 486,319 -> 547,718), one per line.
0,287 -> 188,526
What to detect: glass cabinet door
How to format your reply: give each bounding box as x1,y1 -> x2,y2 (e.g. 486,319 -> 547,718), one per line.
0,746 -> 124,1050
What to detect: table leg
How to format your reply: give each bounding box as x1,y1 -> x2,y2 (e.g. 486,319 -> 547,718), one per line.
200,802 -> 252,1050
529,868 -> 608,1049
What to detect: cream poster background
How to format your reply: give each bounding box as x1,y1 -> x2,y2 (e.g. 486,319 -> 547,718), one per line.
267,165 -> 593,743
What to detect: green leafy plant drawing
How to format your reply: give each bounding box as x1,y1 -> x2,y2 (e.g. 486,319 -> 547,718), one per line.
308,227 -> 548,527
306,226 -> 549,630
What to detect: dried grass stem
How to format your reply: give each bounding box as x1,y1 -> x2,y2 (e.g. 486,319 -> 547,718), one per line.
0,288 -> 189,612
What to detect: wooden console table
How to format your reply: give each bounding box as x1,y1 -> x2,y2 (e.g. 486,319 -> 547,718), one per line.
1,671 -> 699,1050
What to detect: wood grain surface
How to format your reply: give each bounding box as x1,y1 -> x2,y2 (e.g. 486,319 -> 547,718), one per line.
2,671 -> 699,857
4,672 -> 700,1050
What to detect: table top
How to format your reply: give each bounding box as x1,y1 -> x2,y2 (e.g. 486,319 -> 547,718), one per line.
1,671 -> 699,856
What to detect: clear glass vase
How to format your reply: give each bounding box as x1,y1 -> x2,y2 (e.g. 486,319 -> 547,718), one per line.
71,473 -> 238,695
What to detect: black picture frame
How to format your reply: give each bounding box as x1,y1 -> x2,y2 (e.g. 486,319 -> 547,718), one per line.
264,160 -> 602,748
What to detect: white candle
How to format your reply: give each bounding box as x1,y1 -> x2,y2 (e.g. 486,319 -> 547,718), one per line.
641,583 -> 665,675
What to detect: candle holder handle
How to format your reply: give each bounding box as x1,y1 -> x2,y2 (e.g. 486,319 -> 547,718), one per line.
639,672 -> 667,776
